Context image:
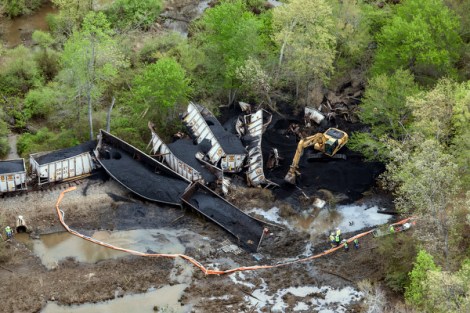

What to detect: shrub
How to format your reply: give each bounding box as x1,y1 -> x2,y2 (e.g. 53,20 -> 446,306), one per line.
405,249 -> 440,307
0,117 -> 10,158
17,127 -> 80,157
107,0 -> 163,30
0,46 -> 43,97
1,0 -> 42,17
24,85 -> 60,119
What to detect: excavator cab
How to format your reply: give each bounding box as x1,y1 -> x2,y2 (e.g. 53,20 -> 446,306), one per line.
284,127 -> 348,184
323,128 -> 348,156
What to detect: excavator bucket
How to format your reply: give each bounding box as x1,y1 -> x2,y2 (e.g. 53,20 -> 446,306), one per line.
284,168 -> 297,184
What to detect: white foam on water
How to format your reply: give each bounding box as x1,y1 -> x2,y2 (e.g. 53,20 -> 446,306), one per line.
335,204 -> 392,232
248,207 -> 292,228
294,302 -> 309,311
230,273 -> 363,313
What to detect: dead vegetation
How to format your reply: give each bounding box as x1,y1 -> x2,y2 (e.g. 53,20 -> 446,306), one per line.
227,186 -> 275,209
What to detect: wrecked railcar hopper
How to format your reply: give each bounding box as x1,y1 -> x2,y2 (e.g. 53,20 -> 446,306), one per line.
95,130 -> 190,206
0,159 -> 27,192
182,102 -> 246,173
181,182 -> 267,252
148,122 -> 217,184
30,141 -> 96,185
243,109 -> 277,188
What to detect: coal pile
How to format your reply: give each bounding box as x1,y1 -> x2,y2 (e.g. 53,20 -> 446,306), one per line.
98,146 -> 189,205
185,187 -> 265,252
0,159 -> 25,174
262,118 -> 384,201
203,113 -> 245,154
33,141 -> 96,165
167,139 -> 216,183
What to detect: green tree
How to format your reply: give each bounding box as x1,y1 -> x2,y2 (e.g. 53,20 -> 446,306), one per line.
17,127 -> 80,157
60,12 -> 128,140
372,0 -> 462,82
377,232 -> 417,292
47,0 -> 93,43
272,0 -> 336,101
32,30 -> 60,81
24,84 -> 61,119
450,81 -> 470,187
405,249 -> 440,307
235,57 -> 274,109
445,0 -> 470,80
328,0 -> 370,74
349,69 -> 420,160
107,0 -> 163,30
0,45 -> 43,97
192,0 -> 264,104
133,57 -> 191,127
0,111 -> 10,158
407,79 -> 470,186
423,259 -> 470,313
382,139 -> 460,266
0,0 -> 42,17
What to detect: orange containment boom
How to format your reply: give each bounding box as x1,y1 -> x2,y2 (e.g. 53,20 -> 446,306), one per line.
55,187 -> 415,275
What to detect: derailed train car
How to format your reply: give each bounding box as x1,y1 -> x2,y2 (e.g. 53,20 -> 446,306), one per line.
0,159 -> 27,192
1,141 -> 97,194
182,102 -> 247,173
29,141 -> 96,185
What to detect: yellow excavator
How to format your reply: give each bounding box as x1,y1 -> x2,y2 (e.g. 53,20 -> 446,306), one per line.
284,128 -> 349,184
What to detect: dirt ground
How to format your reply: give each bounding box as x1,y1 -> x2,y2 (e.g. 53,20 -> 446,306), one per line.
0,169 -> 391,313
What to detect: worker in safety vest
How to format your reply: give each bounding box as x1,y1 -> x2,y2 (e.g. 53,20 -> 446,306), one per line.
329,233 -> 335,247
342,240 -> 349,252
335,228 -> 341,241
335,234 -> 341,246
5,226 -> 13,239
389,225 -> 395,234
353,238 -> 359,249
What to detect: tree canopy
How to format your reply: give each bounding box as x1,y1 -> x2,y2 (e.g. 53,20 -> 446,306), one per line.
272,0 -> 336,84
372,0 -> 462,82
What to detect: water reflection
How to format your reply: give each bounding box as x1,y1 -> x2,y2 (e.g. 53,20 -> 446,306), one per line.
0,2 -> 57,47
42,284 -> 190,313
19,229 -> 190,269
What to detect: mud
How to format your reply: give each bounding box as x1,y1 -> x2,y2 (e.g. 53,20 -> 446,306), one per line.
0,171 -> 392,312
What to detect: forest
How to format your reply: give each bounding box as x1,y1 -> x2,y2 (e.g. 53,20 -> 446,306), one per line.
0,0 -> 469,311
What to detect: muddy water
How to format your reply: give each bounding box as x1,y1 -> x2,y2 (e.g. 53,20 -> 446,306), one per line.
294,203 -> 393,237
0,2 -> 57,47
18,229 -> 189,269
42,284 -> 190,313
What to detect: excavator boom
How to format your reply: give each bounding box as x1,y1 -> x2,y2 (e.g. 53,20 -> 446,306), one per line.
284,128 -> 348,184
